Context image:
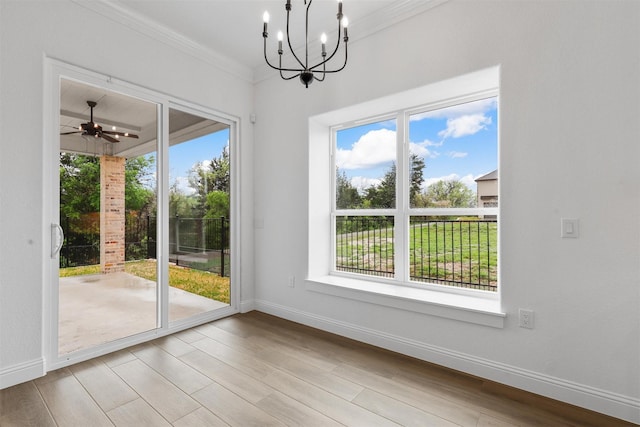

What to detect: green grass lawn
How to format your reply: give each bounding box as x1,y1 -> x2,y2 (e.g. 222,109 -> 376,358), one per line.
60,260 -> 230,304
336,217 -> 497,290
409,220 -> 497,289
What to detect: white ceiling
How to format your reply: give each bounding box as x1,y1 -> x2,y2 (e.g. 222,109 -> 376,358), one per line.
114,0 -> 397,69
77,0 -> 446,81
60,0 -> 444,155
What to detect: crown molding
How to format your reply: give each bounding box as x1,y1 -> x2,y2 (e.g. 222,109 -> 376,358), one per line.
253,0 -> 450,83
70,0 -> 254,83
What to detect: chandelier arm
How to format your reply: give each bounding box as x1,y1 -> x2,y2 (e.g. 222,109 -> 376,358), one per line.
312,41 -> 348,74
309,21 -> 343,72
280,70 -> 302,80
278,52 -> 302,80
314,61 -> 327,82
264,38 -> 308,73
286,6 -> 306,70
263,37 -> 285,71
304,0 -> 312,68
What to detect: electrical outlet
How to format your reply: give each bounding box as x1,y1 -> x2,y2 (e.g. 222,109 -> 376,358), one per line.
287,275 -> 295,288
519,308 -> 534,329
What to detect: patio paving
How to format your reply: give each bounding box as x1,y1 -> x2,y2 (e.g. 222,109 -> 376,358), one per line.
58,272 -> 228,354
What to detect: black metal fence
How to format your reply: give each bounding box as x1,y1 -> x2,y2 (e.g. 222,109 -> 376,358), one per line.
60,214 -> 230,277
169,217 -> 230,277
335,216 -> 497,291
335,216 -> 395,278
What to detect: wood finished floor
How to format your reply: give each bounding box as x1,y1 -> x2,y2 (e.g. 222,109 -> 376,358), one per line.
0,311 -> 633,427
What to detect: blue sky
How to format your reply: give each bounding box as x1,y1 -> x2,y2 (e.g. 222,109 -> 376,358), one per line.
336,97 -> 498,194
169,128 -> 229,195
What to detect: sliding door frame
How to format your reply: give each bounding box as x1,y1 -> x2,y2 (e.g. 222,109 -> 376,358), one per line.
44,58 -> 240,370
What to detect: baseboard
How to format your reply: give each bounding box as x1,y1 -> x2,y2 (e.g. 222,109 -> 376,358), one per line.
239,298 -> 255,313
254,299 -> 640,424
0,358 -> 46,390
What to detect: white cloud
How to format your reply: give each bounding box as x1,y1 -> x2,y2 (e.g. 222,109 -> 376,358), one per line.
336,128 -> 396,170
438,114 -> 492,139
350,176 -> 381,193
194,159 -> 212,170
409,140 -> 440,159
174,176 -> 195,195
448,151 -> 468,158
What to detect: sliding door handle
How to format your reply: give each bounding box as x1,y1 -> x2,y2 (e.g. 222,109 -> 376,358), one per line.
51,223 -> 64,258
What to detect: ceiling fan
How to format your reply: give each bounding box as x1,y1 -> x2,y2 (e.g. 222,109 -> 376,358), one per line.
60,100 -> 139,143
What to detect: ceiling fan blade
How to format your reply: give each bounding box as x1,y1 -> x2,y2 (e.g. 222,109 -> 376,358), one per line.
102,130 -> 139,139
101,134 -> 119,143
60,131 -> 82,135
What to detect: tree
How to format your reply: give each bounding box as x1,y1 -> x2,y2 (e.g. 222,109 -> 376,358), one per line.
205,190 -> 230,219
409,153 -> 425,207
60,153 -> 101,218
358,155 -> 423,209
336,168 -> 362,209
365,164 -> 396,208
423,179 -> 476,208
188,147 -> 230,216
124,156 -> 156,213
188,147 -> 230,197
169,179 -> 197,217
59,153 -> 155,219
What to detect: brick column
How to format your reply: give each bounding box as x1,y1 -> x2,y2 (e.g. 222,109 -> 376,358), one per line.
100,155 -> 126,274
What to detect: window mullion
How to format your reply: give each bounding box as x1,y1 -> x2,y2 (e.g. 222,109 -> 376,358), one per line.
395,111 -> 408,283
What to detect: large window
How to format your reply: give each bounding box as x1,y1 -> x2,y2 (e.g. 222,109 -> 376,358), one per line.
333,95 -> 498,292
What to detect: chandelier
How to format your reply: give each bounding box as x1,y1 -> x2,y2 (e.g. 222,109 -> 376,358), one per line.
262,0 -> 349,88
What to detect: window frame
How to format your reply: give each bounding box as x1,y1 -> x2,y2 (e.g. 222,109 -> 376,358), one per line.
307,67 -> 505,327
330,91 -> 499,297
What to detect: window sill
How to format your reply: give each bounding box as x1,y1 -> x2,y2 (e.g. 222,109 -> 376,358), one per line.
305,275 -> 505,328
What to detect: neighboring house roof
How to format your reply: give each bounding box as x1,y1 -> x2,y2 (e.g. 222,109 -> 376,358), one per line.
475,169 -> 498,182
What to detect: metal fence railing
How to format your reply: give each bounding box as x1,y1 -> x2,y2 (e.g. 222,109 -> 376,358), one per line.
335,216 -> 497,291
60,214 -> 230,277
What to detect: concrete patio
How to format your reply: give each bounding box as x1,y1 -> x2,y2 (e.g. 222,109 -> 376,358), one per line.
58,272 -> 228,354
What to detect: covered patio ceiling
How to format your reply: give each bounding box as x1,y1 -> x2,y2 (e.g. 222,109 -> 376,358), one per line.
59,78 -> 228,158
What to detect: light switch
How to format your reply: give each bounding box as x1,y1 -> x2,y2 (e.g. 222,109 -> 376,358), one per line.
561,218 -> 579,238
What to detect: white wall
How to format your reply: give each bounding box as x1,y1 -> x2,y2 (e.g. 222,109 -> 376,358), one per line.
0,0 -> 254,383
253,0 -> 640,422
1,0 -> 638,422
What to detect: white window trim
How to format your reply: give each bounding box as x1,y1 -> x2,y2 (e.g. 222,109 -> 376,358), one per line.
308,66 -> 504,327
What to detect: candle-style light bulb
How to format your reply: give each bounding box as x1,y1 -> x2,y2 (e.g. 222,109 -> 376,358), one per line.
337,0 -> 343,17
262,11 -> 269,36
342,16 -> 349,41
321,33 -> 327,56
277,31 -> 283,53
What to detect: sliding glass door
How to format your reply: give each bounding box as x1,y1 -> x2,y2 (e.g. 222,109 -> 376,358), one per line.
48,63 -> 237,367
58,78 -> 160,355
167,107 -> 231,323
